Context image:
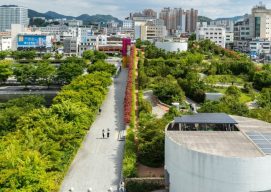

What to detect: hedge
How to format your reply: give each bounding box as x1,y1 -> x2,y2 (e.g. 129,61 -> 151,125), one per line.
123,46 -> 137,178
0,71 -> 112,191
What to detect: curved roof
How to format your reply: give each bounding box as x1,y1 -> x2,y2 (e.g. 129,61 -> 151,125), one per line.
166,115 -> 271,158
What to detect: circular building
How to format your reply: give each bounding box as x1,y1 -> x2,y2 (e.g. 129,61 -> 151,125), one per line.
165,113 -> 271,192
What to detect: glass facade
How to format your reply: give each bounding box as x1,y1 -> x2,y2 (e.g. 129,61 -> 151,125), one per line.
255,17 -> 261,37
0,6 -> 28,32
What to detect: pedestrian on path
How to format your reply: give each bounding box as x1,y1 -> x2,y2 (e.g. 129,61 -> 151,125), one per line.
99,108 -> 102,114
102,129 -> 105,139
107,128 -> 110,138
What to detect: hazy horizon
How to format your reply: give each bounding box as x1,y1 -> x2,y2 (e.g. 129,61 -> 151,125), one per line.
2,0 -> 271,19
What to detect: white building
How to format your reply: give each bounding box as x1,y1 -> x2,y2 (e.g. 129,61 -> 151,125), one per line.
197,25 -> 226,48
135,19 -> 167,41
78,35 -> 107,56
225,32 -> 234,44
66,19 -> 83,27
0,5 -> 29,32
249,38 -> 271,55
122,20 -> 134,29
0,36 -> 11,51
210,19 -> 234,32
155,41 -> 188,52
165,113 -> 271,192
11,24 -> 25,50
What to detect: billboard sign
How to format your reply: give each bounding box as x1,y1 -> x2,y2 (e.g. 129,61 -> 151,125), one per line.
17,35 -> 46,48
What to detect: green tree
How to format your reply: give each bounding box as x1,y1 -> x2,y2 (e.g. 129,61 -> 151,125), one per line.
82,50 -> 95,61
0,51 -> 8,60
188,33 -> 196,41
153,76 -> 185,105
257,88 -> 271,108
55,53 -> 63,60
87,60 -> 116,76
225,86 -> 241,97
0,60 -> 13,84
93,50 -> 108,62
13,64 -> 36,87
36,62 -> 56,88
42,53 -> 52,60
138,118 -> 168,167
135,38 -> 142,48
57,63 -> 84,84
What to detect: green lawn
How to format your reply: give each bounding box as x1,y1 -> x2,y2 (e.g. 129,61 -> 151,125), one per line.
212,87 -> 255,103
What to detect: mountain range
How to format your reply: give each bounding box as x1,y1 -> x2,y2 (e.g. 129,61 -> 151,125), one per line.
28,9 -> 122,24
28,8 -> 243,25
198,15 -> 244,23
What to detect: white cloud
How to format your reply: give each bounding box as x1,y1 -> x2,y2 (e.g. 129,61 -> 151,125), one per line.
2,0 -> 271,19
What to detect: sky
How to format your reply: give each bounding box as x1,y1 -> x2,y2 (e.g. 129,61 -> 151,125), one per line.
2,0 -> 271,19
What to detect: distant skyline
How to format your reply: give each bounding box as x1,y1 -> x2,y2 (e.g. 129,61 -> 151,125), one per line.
2,0 -> 271,19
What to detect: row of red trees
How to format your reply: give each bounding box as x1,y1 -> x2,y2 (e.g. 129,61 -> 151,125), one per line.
124,46 -> 135,124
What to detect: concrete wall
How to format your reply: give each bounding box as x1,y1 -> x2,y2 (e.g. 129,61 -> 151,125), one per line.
165,134 -> 271,192
155,42 -> 188,52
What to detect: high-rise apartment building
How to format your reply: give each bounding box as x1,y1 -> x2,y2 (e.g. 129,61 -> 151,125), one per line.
186,8 -> 198,33
142,9 -> 157,18
0,5 -> 29,32
159,7 -> 197,34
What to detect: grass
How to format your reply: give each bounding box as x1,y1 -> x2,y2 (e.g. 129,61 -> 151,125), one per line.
212,87 -> 254,103
204,75 -> 246,86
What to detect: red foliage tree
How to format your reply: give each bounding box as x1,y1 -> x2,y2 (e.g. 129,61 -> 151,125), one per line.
124,46 -> 135,124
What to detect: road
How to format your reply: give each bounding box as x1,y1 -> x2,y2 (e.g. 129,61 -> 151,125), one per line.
60,69 -> 127,192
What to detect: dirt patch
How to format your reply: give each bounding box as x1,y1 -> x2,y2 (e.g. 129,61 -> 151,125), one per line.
137,163 -> 164,177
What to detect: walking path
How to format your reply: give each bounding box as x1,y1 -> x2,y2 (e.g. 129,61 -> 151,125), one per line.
60,69 -> 127,192
143,90 -> 168,118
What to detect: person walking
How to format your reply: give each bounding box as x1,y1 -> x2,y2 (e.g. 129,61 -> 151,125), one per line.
102,129 -> 105,139
107,128 -> 110,138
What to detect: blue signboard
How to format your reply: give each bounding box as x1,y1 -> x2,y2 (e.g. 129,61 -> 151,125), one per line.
17,35 -> 46,48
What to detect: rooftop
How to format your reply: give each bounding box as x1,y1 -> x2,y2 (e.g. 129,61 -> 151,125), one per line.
174,113 -> 237,124
167,115 -> 271,158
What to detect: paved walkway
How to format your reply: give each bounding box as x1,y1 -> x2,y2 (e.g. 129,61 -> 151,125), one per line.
60,69 -> 127,192
143,90 -> 168,118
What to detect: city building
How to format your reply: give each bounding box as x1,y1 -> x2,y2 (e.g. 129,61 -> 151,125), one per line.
0,5 -> 29,32
155,41 -> 188,52
66,19 -> 83,27
210,19 -> 234,32
165,113 -> 271,192
130,9 -> 157,21
233,14 -> 254,52
135,19 -> 167,42
78,35 -> 107,56
196,24 -> 226,48
106,20 -> 120,35
63,37 -> 79,56
252,3 -> 271,40
122,19 -> 134,30
186,8 -> 198,33
249,38 -> 271,57
11,24 -> 25,50
159,8 -> 187,34
0,36 -> 11,51
159,7 -> 197,34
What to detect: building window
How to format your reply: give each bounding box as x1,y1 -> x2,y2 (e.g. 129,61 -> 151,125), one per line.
255,17 -> 261,37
